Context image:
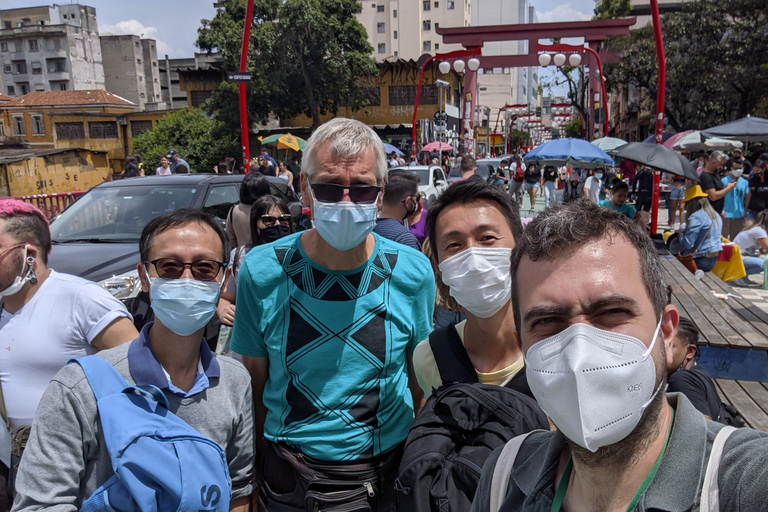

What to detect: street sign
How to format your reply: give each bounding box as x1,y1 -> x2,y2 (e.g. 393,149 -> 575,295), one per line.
227,72 -> 252,83
433,111 -> 447,124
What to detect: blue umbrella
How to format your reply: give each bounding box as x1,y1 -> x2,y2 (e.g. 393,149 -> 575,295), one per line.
642,131 -> 676,144
523,138 -> 614,169
383,143 -> 405,156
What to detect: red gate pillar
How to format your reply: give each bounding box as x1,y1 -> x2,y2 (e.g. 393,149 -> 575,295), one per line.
464,67 -> 478,156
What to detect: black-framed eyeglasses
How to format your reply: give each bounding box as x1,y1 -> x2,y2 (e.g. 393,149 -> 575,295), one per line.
308,178 -> 381,204
261,214 -> 292,226
145,258 -> 224,281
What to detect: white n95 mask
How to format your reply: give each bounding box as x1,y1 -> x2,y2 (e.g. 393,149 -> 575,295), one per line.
524,321 -> 663,452
438,247 -> 513,318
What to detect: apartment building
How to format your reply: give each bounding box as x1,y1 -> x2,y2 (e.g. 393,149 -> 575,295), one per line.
100,34 -> 163,110
356,0 -> 471,62
0,4 -> 105,97
158,52 -> 224,110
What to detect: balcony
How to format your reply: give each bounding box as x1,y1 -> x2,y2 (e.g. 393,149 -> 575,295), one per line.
42,47 -> 67,59
46,71 -> 70,81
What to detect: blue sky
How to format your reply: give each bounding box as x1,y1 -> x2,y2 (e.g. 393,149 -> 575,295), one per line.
4,0 -> 596,94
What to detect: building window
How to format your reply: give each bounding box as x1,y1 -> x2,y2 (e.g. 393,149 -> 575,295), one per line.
393,9 -> 397,18
19,84 -> 28,95
378,43 -> 386,54
394,51 -> 398,57
377,22 -> 385,33
31,115 -> 44,135
483,67 -> 493,74
394,31 -> 398,39
423,20 -> 431,30
139,76 -> 143,81
88,122 -> 118,139
3,21 -> 10,29
47,59 -> 66,72
0,121 -> 4,137
423,41 -> 431,51
28,40 -> 39,51
152,61 -> 157,67
136,58 -> 141,64
12,116 -> 26,136
53,81 -> 68,90
434,1 -> 439,6
435,43 -> 439,50
55,122 -> 85,139
13,61 -> 27,74
6,86 -> 14,95
190,90 -> 212,107
14,42 -> 22,52
423,1 -> 431,10
0,43 -> 7,52
53,38 -> 63,49
377,4 -> 385,12
131,120 -> 153,137
3,64 -> 10,73
31,62 -> 42,74
448,0 -> 454,8
135,41 -> 140,47
389,85 -> 437,106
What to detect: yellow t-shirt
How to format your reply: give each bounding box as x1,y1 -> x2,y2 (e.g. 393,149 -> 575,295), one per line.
412,320 -> 525,398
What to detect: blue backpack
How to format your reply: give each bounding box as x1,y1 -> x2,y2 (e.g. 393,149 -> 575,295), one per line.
71,355 -> 231,512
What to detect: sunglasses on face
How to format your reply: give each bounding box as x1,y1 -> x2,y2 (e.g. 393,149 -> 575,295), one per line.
308,179 -> 381,204
261,214 -> 292,226
145,258 -> 224,281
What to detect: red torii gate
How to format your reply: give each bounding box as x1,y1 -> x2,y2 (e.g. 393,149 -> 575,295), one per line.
434,18 -> 636,149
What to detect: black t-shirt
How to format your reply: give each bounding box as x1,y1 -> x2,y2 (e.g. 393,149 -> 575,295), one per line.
699,171 -> 725,214
633,168 -> 654,195
524,168 -> 540,184
667,365 -> 721,420
748,174 -> 768,211
542,168 -> 557,182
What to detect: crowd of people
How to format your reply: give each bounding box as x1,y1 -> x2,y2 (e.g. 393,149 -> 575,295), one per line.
1,117 -> 768,512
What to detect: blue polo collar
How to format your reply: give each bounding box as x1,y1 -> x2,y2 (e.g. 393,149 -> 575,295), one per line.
128,322 -> 220,397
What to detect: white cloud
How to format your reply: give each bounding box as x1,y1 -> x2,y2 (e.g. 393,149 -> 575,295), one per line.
536,3 -> 593,23
99,19 -> 183,58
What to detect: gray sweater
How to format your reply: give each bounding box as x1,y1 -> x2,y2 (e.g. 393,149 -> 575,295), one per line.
12,341 -> 255,511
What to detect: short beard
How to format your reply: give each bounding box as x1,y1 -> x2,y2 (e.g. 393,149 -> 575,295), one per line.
0,251 -> 24,292
566,341 -> 669,474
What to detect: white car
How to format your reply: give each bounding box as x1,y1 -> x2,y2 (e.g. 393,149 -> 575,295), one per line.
393,165 -> 448,208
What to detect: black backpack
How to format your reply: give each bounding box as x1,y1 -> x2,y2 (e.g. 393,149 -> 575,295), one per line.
394,325 -> 548,512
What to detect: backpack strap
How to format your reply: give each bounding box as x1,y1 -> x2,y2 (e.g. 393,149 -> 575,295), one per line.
489,430 -> 547,512
700,425 -> 736,512
429,324 -> 478,384
70,356 -> 169,408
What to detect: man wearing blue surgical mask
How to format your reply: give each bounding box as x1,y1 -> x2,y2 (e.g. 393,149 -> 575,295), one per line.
470,201 -> 768,512
13,209 -> 255,510
231,117 -> 435,511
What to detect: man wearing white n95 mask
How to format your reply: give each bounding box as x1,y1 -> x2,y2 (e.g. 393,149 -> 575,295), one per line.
413,178 -> 534,400
470,201 -> 768,512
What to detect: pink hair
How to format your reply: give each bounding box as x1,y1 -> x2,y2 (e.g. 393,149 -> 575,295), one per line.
0,199 -> 49,225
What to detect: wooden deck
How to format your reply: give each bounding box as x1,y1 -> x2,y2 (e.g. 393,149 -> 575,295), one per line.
715,379 -> 768,432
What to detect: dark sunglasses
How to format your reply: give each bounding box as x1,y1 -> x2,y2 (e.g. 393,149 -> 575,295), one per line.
261,214 -> 292,226
145,258 -> 224,281
309,179 -> 381,204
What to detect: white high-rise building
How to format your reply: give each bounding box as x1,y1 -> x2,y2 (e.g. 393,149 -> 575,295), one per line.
356,0 -> 471,62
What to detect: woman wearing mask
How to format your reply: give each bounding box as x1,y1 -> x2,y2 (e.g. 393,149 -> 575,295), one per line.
731,209 -> 768,285
413,179 -> 534,400
678,185 -> 723,273
217,195 -> 293,327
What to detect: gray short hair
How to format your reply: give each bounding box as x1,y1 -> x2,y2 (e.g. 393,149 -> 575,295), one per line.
510,200 -> 668,337
709,150 -> 727,163
301,118 -> 387,184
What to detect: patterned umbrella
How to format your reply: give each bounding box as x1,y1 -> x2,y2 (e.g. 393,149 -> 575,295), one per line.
259,133 -> 307,151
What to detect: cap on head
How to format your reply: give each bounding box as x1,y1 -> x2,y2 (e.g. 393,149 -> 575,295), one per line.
683,185 -> 708,203
166,148 -> 178,158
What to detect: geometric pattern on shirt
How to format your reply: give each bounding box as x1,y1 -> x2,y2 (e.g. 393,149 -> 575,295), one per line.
274,244 -> 399,301
273,243 -> 399,460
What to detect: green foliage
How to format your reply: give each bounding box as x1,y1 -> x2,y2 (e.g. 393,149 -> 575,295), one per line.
564,118 -> 582,138
197,0 -> 378,131
604,0 -> 768,130
132,108 -> 239,173
593,0 -> 631,20
509,128 -> 532,147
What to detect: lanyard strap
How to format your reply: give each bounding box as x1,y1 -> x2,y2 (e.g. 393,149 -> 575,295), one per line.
550,408 -> 676,512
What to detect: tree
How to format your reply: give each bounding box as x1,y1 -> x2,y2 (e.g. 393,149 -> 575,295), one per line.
509,128 -> 532,148
564,118 -> 582,138
593,0 -> 631,20
132,109 -> 238,173
197,0 -> 378,131
550,127 -> 561,139
603,0 -> 768,130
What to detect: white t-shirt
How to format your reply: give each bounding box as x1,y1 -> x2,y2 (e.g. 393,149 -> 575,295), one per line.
0,270 -> 131,466
733,226 -> 768,252
584,176 -> 603,202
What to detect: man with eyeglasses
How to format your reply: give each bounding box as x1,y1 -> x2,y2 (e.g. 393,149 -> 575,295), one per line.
373,169 -> 423,251
231,118 -> 435,511
13,209 -> 254,511
0,199 -> 137,506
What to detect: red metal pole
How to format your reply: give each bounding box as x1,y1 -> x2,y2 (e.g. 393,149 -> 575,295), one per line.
412,55 -> 435,159
583,46 -> 609,139
649,0 -> 666,234
239,0 -> 255,171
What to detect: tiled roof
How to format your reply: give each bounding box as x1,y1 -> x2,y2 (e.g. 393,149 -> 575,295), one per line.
0,94 -> 12,102
1,90 -> 136,108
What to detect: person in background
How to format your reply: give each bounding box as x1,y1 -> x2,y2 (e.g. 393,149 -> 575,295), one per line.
277,161 -> 294,190
156,156 -> 172,176
508,157 -> 524,207
288,156 -> 300,183
456,155 -> 478,181
408,155 -> 417,167
721,158 -> 749,240
667,172 -> 687,229
217,159 -> 231,175
733,147 -> 752,175
175,164 -> 189,174
523,163 -> 540,208
258,157 -> 276,177
540,165 -> 557,208
218,195 -> 293,328
745,158 -> 768,225
598,181 -> 637,221
554,167 -> 567,204
699,150 -> 733,216
388,152 -> 399,168
166,149 -> 189,175
666,317 -> 744,426
407,198 -> 427,247
120,162 -> 142,179
372,169 -> 422,252
568,167 -> 581,202
633,165 -> 655,226
731,209 -> 768,286
582,168 -> 604,203
225,172 -> 271,249
680,185 -> 723,273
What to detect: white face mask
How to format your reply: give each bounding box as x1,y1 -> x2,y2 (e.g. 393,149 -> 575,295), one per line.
732,169 -> 743,178
524,320 -> 663,452
438,247 -> 513,318
0,246 -> 34,297
595,173 -> 604,180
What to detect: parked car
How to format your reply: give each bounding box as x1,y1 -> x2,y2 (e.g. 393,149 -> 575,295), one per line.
392,165 -> 448,208
47,174 -> 303,338
447,158 -> 506,184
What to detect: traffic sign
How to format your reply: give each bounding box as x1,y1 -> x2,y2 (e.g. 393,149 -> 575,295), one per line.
227,72 -> 252,83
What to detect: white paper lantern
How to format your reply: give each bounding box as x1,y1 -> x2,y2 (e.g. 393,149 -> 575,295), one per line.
568,53 -> 582,67
467,57 -> 480,71
553,53 -> 567,67
538,53 -> 551,67
438,61 -> 451,74
453,59 -> 466,73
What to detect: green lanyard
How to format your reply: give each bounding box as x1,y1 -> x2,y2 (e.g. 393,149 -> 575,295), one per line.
550,408 -> 676,512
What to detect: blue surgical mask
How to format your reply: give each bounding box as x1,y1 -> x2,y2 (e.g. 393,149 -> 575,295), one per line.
311,193 -> 379,251
149,277 -> 222,336
595,172 -> 604,179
